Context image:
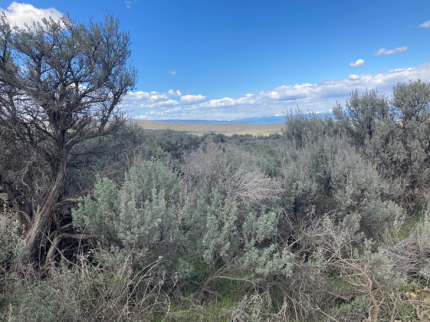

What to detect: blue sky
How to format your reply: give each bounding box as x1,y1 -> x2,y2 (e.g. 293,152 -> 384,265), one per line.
2,0 -> 430,121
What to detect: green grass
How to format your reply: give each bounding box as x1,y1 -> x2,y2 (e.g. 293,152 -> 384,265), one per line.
152,296 -> 237,322
152,256 -> 249,321
239,143 -> 276,152
396,210 -> 426,240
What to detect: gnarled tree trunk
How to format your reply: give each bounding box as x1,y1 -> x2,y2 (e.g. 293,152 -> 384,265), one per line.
22,159 -> 67,263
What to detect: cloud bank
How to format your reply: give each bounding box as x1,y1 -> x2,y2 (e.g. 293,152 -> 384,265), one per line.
349,59 -> 365,68
374,46 -> 408,56
126,61 -> 430,121
123,90 -> 209,110
0,2 -> 62,28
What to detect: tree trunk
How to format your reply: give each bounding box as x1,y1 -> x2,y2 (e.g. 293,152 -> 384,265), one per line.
43,232 -> 95,269
21,159 -> 67,264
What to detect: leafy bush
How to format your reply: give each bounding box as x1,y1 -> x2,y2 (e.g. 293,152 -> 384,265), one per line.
182,138 -> 282,205
334,80 -> 430,204
6,80 -> 430,321
72,159 -> 182,268
4,267 -> 81,322
0,215 -> 22,267
181,189 -> 293,300
278,134 -> 403,238
333,88 -> 390,146
282,109 -> 338,148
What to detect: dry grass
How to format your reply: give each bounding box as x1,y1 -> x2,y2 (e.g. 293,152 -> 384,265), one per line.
134,120 -> 284,137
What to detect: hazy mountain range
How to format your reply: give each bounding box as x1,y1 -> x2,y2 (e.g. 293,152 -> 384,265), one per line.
146,113 -> 334,125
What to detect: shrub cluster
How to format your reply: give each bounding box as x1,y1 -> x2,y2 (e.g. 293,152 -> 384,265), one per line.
2,80 -> 430,321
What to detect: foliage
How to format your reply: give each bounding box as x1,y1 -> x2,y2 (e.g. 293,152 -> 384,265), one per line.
278,134 -> 403,238
333,89 -> 391,145
0,12 -> 137,263
334,80 -> 430,204
183,189 -> 293,279
282,109 -> 338,148
72,159 -> 181,267
182,138 -> 282,205
1,254 -> 169,322
3,12 -> 430,319
0,208 -> 23,268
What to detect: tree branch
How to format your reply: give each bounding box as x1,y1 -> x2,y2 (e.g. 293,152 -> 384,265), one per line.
43,233 -> 96,268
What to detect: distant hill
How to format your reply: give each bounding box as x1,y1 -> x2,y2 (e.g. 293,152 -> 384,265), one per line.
154,119 -> 231,124
150,115 -> 285,125
231,113 -> 333,124
149,113 -> 333,125
132,120 -> 284,137
232,115 -> 285,124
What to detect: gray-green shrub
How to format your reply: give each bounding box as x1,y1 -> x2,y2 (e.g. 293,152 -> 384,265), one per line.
180,188 -> 293,300
334,80 -> 430,204
278,135 -> 403,238
182,138 -> 282,205
72,159 -> 182,268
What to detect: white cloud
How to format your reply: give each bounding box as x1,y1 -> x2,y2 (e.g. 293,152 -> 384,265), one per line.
180,94 -> 207,104
125,89 -> 181,103
374,46 -> 408,56
125,0 -> 138,9
349,59 -> 365,68
145,100 -> 179,109
168,71 -> 177,75
126,61 -> 430,121
164,107 -> 182,113
419,20 -> 430,28
121,90 -> 208,109
0,2 -> 62,28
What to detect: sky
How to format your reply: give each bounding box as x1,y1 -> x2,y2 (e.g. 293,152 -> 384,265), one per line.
1,0 -> 430,121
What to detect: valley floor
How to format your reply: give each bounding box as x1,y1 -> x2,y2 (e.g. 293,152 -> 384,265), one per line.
134,120 -> 284,136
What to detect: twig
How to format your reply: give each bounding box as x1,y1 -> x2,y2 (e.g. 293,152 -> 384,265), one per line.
316,305 -> 341,322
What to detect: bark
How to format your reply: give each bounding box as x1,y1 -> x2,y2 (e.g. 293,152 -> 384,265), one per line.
0,14 -> 136,266
43,232 -> 95,268
21,159 -> 67,263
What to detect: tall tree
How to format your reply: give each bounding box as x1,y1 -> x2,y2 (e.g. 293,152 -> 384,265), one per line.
0,13 -> 137,263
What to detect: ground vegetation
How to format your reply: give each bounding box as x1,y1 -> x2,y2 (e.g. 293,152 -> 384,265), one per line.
2,13 -> 430,322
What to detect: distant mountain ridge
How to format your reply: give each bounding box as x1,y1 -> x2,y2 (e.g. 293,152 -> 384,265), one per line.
147,115 -> 286,125
146,113 -> 334,125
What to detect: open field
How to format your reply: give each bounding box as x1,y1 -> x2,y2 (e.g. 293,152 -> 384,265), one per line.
133,120 -> 284,136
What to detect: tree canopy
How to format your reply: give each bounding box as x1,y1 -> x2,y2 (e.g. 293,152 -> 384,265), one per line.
0,13 -> 136,262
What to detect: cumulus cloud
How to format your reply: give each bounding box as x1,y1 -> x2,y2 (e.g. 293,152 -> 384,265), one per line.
144,100 -> 180,109
419,20 -> 430,28
349,59 -> 365,68
168,71 -> 177,75
122,90 -> 208,109
180,94 -> 207,104
126,61 -> 430,121
0,2 -> 62,28
126,89 -> 181,103
374,46 -> 408,56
